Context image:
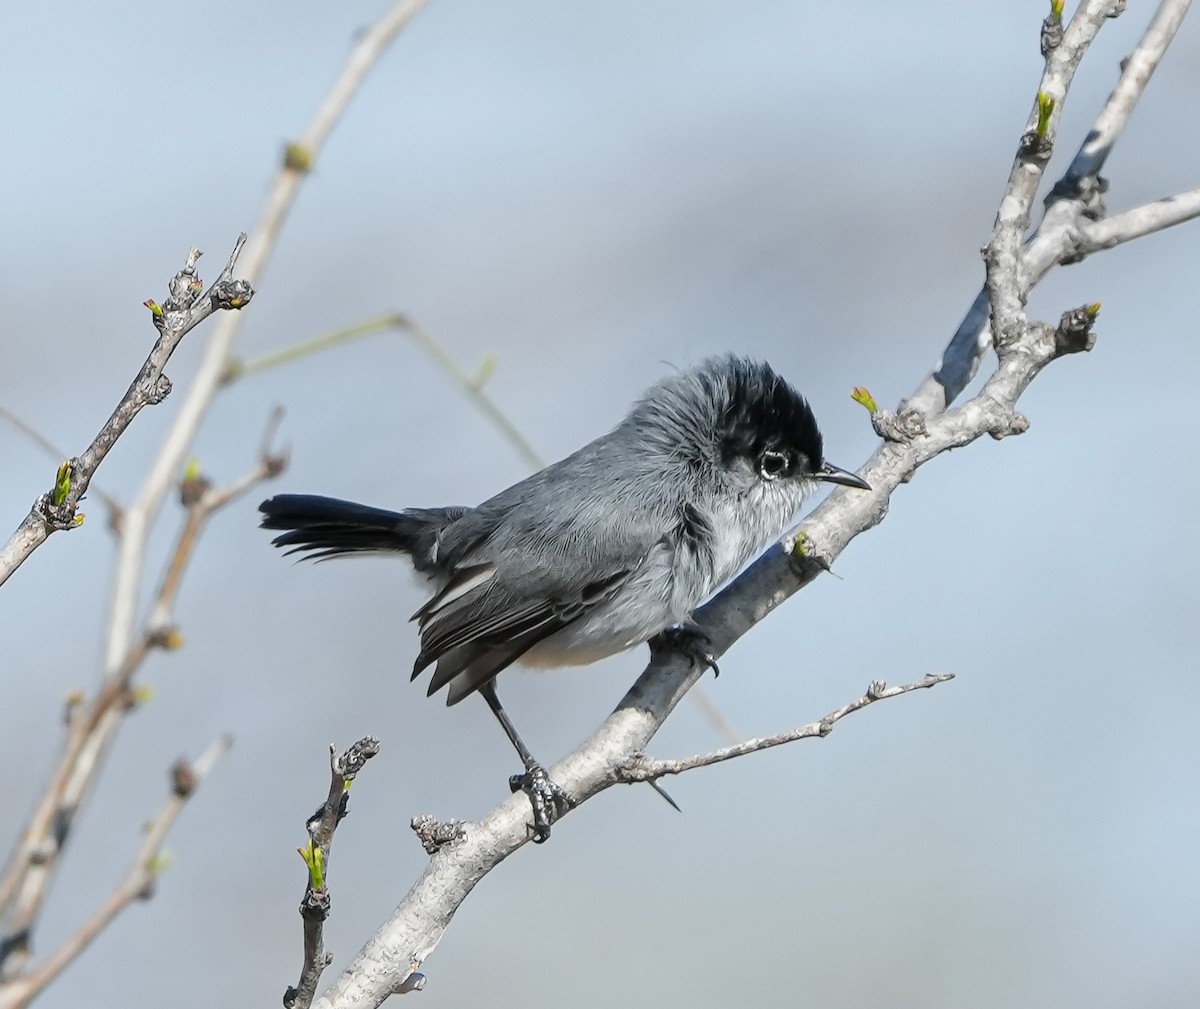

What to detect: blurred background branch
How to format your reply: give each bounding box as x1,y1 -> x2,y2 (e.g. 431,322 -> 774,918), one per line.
0,414 -> 284,984
228,313 -> 542,472
0,0 -> 429,1000
0,737 -> 231,1009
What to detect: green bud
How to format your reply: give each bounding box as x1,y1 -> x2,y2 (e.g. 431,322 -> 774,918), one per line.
52,461 -> 72,506
284,143 -> 314,173
1035,92 -> 1056,137
298,841 -> 325,889
850,387 -> 878,414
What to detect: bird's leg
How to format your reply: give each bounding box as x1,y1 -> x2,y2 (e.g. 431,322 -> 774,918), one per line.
478,680 -> 572,843
650,621 -> 720,677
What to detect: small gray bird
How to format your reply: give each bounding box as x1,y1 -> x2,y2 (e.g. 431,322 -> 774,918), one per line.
259,355 -> 869,840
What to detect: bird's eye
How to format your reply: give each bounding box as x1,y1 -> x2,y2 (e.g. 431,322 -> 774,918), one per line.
758,450 -> 789,480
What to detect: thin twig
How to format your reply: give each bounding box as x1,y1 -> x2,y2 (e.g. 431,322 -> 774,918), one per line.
394,316 -> 543,472
1075,187 -> 1200,251
1019,0 -> 1194,285
147,408 -> 289,638
222,316 -> 400,384
926,175 -> 1200,429
0,238 -> 252,589
284,739 -> 383,1009
0,737 -> 231,1009
0,407 -> 69,464
229,312 -> 543,471
618,675 -> 954,784
0,408 -> 121,523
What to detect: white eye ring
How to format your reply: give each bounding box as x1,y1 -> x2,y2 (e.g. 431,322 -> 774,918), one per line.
759,450 -> 788,480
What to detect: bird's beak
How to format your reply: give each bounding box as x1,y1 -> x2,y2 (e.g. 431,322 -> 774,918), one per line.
816,461 -> 871,490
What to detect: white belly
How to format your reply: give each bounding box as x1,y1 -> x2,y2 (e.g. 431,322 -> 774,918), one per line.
514,489 -> 803,671
519,540 -> 688,668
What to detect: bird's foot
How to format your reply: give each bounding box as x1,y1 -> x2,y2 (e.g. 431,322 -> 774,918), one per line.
509,763 -> 573,843
651,622 -> 720,677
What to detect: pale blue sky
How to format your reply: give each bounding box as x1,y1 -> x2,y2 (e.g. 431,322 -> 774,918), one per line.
1,3 -> 1198,1008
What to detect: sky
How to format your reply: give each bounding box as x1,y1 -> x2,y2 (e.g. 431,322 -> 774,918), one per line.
1,2 -> 1199,1008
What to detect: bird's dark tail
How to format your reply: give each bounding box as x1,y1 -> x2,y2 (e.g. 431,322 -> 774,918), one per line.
258,494 -> 466,569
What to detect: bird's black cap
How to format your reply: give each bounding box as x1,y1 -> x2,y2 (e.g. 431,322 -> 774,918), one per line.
711,357 -> 824,473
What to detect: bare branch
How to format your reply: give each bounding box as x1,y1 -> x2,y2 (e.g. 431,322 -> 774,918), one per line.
0,738 -> 231,1009
312,280 -> 1085,1004
985,0 -> 1114,352
1057,0 -> 1192,184
0,237 -> 252,588
618,675 -> 954,784
284,739 -> 383,1009
908,0 -> 1187,417
316,289 -> 1100,999
1074,187 -> 1200,253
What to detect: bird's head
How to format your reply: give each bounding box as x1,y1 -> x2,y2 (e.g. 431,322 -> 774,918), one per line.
631,355 -> 870,500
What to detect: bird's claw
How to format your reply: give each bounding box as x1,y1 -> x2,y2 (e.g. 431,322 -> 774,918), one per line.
652,623 -> 720,677
509,764 -> 573,843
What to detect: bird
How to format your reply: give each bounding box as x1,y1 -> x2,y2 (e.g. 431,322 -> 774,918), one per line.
259,355 -> 870,841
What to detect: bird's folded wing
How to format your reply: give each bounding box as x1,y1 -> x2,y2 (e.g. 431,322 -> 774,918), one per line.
411,462 -> 678,703
415,592 -> 579,670
411,565 -> 637,704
